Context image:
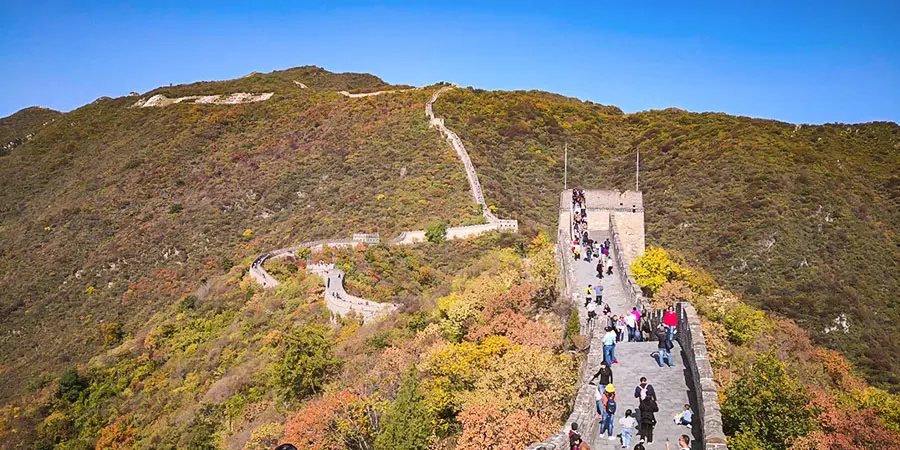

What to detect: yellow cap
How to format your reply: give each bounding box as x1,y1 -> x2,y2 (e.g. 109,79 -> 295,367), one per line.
605,384 -> 615,393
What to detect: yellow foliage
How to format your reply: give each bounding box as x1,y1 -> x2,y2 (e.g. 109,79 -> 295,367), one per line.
241,229 -> 253,238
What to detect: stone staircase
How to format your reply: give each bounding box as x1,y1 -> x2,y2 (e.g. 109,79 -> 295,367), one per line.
585,340 -> 694,449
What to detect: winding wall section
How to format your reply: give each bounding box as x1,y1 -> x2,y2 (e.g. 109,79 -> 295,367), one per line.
249,85 -> 518,321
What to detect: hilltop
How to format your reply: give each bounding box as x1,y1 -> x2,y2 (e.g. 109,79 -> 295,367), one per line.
0,106 -> 62,156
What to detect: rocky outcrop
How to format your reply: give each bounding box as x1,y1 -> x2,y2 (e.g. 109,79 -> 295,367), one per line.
132,92 -> 274,107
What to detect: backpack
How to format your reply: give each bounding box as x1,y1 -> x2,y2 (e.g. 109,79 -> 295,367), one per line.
605,394 -> 617,414
568,430 -> 581,449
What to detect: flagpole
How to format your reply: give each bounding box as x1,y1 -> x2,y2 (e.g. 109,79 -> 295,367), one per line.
636,148 -> 640,191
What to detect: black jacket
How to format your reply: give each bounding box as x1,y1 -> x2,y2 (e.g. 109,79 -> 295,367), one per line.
591,365 -> 613,385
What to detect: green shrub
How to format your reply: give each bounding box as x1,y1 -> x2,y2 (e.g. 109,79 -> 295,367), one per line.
565,308 -> 580,347
425,221 -> 448,244
56,368 -> 88,403
273,324 -> 342,402
722,352 -> 815,450
178,295 -> 197,312
375,369 -> 433,450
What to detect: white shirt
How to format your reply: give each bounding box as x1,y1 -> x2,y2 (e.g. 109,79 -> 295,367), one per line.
587,303 -> 597,313
624,313 -> 637,327
619,416 -> 638,431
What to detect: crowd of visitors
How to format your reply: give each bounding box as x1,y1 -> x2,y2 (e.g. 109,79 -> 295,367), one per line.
568,189 -> 690,450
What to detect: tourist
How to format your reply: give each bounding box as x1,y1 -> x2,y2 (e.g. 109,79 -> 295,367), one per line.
586,301 -> 598,323
603,326 -> 618,364
655,324 -> 675,368
634,377 -> 656,401
624,310 -> 638,342
606,259 -> 614,276
631,307 -> 642,340
638,393 -> 658,444
568,422 -> 581,449
665,435 -> 691,450
663,305 -> 678,341
585,285 -> 594,307
571,435 -> 591,450
675,404 -> 692,428
598,384 -> 617,441
594,284 -> 603,304
619,409 -> 638,449
615,315 -> 626,342
586,245 -> 593,262
590,360 -> 613,387
596,258 -> 605,279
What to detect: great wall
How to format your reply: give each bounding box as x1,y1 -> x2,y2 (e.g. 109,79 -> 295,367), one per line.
240,84 -> 727,448
248,84 -> 518,322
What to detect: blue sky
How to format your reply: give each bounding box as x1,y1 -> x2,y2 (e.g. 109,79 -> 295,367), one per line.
1,1 -> 898,124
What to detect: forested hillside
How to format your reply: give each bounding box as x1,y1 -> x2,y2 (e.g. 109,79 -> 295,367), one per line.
434,88 -> 900,390
0,66 -> 479,405
0,66 -> 898,449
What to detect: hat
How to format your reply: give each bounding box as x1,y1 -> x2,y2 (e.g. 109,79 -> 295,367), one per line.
605,384 -> 615,393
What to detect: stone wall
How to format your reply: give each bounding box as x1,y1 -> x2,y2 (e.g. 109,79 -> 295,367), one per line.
609,214 -> 648,313
675,302 -> 728,450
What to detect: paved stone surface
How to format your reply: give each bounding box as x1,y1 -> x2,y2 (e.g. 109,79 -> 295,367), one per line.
308,263 -> 396,323
568,231 -> 698,449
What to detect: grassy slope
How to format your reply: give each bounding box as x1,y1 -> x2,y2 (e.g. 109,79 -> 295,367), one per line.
434,87 -> 900,390
0,107 -> 62,156
0,67 -> 478,402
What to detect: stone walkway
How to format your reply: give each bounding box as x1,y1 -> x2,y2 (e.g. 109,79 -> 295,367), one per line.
569,232 -> 698,449
308,263 -> 397,322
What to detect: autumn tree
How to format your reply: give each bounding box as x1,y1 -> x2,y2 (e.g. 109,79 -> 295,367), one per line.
284,390 -> 384,450
789,390 -> 900,450
375,369 -> 433,450
630,247 -> 693,295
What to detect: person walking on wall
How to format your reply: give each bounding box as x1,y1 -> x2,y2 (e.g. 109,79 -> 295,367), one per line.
598,384 -> 618,441
624,309 -> 638,342
631,307 -> 643,341
665,435 -> 691,450
638,392 -> 659,444
619,409 -> 638,449
603,326 -> 618,364
655,324 -> 675,367
663,305 -> 678,341
634,377 -> 656,402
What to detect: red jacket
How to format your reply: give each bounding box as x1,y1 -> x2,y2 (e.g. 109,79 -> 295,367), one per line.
663,310 -> 677,327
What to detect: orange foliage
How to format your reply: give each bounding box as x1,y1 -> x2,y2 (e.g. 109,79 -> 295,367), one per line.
467,311 -> 558,349
789,390 -> 900,450
456,403 -> 556,450
481,283 -> 537,319
95,422 -> 135,450
283,390 -> 359,450
813,348 -> 866,393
